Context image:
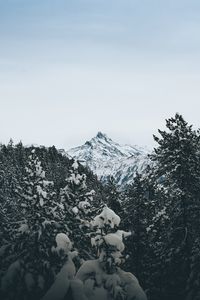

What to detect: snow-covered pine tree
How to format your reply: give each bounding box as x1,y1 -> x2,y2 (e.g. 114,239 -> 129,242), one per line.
73,206 -> 147,300
41,232 -> 78,300
123,173 -> 149,289
0,149 -> 68,300
0,142 -> 24,288
0,141 -> 22,223
150,113 -> 200,300
59,159 -> 97,261
144,179 -> 171,300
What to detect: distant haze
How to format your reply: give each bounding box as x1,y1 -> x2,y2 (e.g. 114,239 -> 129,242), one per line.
0,0 -> 200,149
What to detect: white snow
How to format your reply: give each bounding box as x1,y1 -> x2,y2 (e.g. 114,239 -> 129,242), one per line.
51,233 -> 72,255
68,132 -> 150,186
91,234 -> 103,248
92,206 -> 120,229
37,185 -> 47,199
72,160 -> 79,170
85,190 -> 95,196
78,200 -> 91,211
104,233 -> 125,252
117,269 -> 147,300
42,220 -> 52,228
18,223 -> 29,233
35,160 -> 46,178
39,198 -> 44,207
41,253 -> 77,300
70,279 -> 89,300
69,173 -> 86,186
72,206 -> 79,214
75,259 -> 147,300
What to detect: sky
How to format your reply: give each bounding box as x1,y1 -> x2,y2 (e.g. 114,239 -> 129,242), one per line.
0,0 -> 200,150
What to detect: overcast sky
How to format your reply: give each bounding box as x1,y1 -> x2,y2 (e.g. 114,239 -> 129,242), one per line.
0,0 -> 200,149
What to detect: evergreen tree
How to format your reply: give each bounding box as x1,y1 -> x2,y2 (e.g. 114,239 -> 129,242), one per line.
123,173 -> 149,289
150,113 -> 200,299
74,206 -> 147,300
1,150 -> 67,299
105,176 -> 122,216
59,159 -> 97,261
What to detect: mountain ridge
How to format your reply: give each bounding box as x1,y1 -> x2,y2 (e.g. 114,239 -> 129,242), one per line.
67,132 -> 150,186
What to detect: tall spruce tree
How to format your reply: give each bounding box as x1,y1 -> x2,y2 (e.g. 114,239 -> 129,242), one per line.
151,113 -> 200,300
123,173 -> 149,289
59,159 -> 97,261
105,176 -> 122,215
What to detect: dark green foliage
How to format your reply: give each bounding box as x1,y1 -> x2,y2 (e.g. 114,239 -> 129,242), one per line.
1,113 -> 200,300
0,143 -> 105,300
150,113 -> 200,300
104,176 -> 123,216
59,159 -> 98,261
123,173 -> 150,291
121,114 -> 200,300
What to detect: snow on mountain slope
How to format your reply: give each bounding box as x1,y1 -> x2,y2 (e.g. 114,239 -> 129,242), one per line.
67,132 -> 150,186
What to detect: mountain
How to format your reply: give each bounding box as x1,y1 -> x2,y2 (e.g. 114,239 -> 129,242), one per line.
67,132 -> 150,186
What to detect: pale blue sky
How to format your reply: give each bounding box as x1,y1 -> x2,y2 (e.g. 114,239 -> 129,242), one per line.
0,0 -> 200,149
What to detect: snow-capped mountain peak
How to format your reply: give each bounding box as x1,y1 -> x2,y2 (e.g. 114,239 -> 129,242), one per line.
68,133 -> 150,186
96,131 -> 108,139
